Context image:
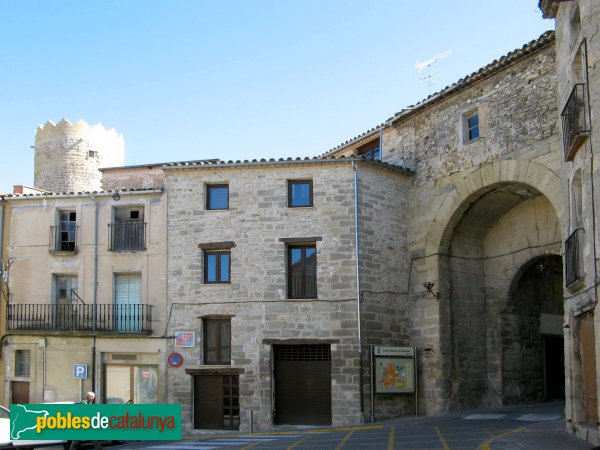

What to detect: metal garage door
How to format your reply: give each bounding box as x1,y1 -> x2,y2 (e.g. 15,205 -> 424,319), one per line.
274,344 -> 332,425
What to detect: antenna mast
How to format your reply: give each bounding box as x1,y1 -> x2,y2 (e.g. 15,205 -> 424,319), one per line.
415,50 -> 452,94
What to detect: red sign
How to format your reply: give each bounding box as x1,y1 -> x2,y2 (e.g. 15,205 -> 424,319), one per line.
168,352 -> 183,368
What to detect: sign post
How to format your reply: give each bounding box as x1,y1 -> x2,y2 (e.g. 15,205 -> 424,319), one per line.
371,346 -> 417,418
73,364 -> 88,402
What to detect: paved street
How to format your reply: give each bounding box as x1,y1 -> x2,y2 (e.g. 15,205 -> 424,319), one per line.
101,402 -> 592,450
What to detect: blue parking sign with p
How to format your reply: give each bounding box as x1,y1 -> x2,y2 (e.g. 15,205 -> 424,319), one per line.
73,364 -> 88,379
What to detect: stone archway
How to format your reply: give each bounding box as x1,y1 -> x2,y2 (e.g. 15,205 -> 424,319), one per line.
435,180 -> 562,410
503,254 -> 564,403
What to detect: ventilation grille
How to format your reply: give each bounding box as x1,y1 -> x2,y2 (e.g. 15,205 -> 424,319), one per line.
110,353 -> 137,361
274,345 -> 331,362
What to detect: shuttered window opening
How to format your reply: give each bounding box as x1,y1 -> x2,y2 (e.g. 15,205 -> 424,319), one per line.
274,344 -> 332,426
274,344 -> 331,361
115,274 -> 142,331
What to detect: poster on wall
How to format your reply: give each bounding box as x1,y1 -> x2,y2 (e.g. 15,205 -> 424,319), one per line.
175,331 -> 195,348
374,356 -> 415,394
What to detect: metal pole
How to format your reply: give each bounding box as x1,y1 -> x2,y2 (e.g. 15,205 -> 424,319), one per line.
414,347 -> 418,417
370,346 -> 375,423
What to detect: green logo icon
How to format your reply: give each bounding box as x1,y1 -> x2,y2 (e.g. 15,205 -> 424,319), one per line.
10,404 -> 181,441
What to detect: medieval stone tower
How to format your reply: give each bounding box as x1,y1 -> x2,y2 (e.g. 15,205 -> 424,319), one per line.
34,119 -> 125,193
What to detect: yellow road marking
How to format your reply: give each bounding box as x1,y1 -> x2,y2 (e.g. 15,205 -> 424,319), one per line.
286,435 -> 312,449
434,426 -> 451,450
183,423 -> 383,441
240,441 -> 261,450
335,430 -> 356,450
478,427 -> 523,450
309,424 -> 383,433
387,425 -> 395,450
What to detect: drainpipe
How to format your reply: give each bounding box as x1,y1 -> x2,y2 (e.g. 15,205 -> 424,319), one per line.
352,161 -> 364,420
91,194 -> 99,393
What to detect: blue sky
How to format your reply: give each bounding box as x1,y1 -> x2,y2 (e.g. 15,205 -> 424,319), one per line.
0,1 -> 553,193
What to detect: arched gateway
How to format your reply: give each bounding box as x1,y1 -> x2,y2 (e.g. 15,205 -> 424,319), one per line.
421,160 -> 564,410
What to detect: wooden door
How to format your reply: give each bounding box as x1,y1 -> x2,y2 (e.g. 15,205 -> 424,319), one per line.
11,381 -> 29,404
193,376 -> 223,429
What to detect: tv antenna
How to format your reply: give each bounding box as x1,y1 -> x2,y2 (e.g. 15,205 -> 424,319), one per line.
415,50 -> 452,94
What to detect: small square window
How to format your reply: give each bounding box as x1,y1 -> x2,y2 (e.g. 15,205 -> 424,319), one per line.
288,180 -> 313,208
204,251 -> 231,283
206,184 -> 229,210
466,112 -> 480,142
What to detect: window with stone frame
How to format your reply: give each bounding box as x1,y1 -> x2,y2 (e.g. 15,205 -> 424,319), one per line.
206,184 -> 229,210
203,318 -> 231,365
287,180 -> 313,208
463,110 -> 480,143
204,250 -> 231,284
15,350 -> 30,377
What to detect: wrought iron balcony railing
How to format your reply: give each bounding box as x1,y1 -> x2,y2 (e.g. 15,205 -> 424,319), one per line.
287,272 -> 317,299
565,228 -> 584,287
109,221 -> 146,251
49,225 -> 78,253
562,83 -> 589,161
7,304 -> 153,333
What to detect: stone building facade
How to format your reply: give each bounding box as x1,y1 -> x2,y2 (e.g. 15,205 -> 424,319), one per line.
2,3 -> 600,443
162,158 -> 411,432
541,0 -> 600,445
327,31 -> 564,414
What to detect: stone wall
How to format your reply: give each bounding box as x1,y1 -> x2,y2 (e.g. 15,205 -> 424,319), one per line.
356,165 -> 414,419
385,40 -> 561,414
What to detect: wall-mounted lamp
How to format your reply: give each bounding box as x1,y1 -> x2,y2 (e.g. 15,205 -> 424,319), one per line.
423,281 -> 440,299
1,257 -> 15,283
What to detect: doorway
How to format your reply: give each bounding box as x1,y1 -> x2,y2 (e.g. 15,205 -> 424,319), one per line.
503,255 -> 564,403
273,344 -> 331,425
11,381 -> 29,404
104,364 -> 158,404
193,375 -> 239,430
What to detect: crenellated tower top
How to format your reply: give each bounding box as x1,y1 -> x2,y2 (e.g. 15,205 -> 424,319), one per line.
34,119 -> 125,193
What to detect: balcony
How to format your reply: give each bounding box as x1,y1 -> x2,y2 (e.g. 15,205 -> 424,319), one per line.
109,220 -> 146,252
7,304 -> 153,333
287,272 -> 317,299
565,228 -> 584,287
49,225 -> 78,253
562,83 -> 589,161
